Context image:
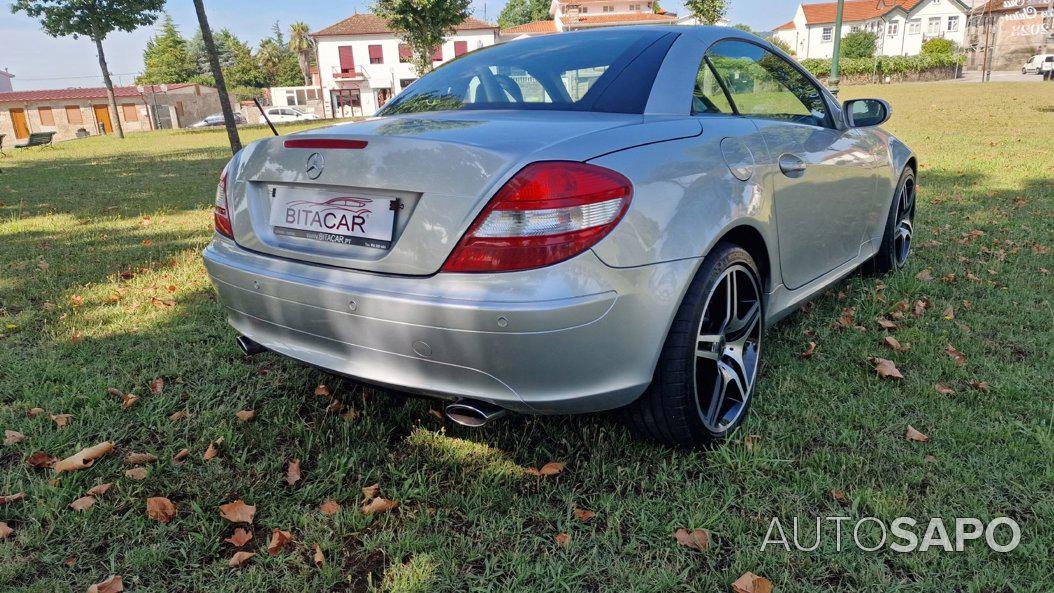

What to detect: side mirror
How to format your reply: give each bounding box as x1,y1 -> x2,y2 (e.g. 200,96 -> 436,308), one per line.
843,98 -> 891,128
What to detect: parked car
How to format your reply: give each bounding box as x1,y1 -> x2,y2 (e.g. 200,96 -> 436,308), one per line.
1022,54 -> 1054,74
204,27 -> 917,447
189,112 -> 246,128
259,107 -> 321,124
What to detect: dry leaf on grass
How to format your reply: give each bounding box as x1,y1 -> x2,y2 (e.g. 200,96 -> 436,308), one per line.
125,452 -> 158,465
942,305 -> 955,319
313,544 -> 324,567
124,467 -> 149,480
286,459 -> 301,486
268,529 -> 293,555
912,299 -> 929,317
87,483 -> 112,497
876,317 -> 899,330
229,551 -> 254,568
0,493 -> 26,505
870,357 -> 904,380
970,380 -> 990,392
219,499 -> 256,523
830,489 -> 847,501
882,336 -> 910,352
26,451 -> 56,468
87,575 -> 124,593
69,496 -> 96,511
934,384 -> 955,395
314,384 -> 330,397
573,508 -> 595,522
945,345 -> 967,365
361,483 -> 379,499
50,414 -> 73,428
172,448 -> 190,464
361,497 -> 398,516
4,430 -> 27,445
54,442 -> 113,473
319,500 -> 341,516
0,522 -> 12,539
915,269 -> 933,281
555,533 -> 570,546
168,410 -> 188,422
906,425 -> 930,442
27,407 -> 46,418
732,572 -> 773,593
203,439 -> 221,461
673,528 -> 710,551
146,497 -> 177,523
235,410 -> 255,422
526,461 -> 565,476
743,434 -> 762,451
120,394 -> 139,410
225,528 -> 252,547
149,378 -> 164,395
800,342 -> 817,358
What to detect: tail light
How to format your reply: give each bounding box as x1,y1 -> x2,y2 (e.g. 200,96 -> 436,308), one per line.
214,162 -> 234,238
442,161 -> 632,273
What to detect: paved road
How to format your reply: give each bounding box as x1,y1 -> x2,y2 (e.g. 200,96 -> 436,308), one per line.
954,70 -> 1048,82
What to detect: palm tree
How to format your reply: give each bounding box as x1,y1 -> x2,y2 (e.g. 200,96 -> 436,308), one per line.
256,39 -> 284,85
289,21 -> 314,86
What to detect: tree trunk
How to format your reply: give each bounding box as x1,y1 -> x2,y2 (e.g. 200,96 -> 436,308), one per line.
193,0 -> 242,154
298,52 -> 311,86
94,36 -> 125,139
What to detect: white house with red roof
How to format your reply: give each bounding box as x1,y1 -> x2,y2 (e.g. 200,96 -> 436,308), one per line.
500,0 -> 680,39
772,0 -> 970,59
311,13 -> 498,118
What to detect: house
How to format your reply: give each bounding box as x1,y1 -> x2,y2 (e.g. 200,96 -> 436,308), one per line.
0,83 -> 231,143
0,70 -> 13,93
268,66 -> 325,117
311,13 -> 499,118
772,0 -> 971,59
500,1 -> 678,39
965,0 -> 1052,71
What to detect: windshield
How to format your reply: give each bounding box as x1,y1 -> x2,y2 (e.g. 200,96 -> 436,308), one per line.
379,30 -> 665,116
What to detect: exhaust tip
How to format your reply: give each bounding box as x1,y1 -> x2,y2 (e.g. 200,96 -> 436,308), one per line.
236,335 -> 268,356
445,399 -> 506,427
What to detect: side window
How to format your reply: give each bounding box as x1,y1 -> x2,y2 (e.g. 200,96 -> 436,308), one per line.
691,59 -> 734,115
705,40 -> 831,128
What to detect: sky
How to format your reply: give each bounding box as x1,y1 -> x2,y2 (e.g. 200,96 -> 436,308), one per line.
1,0 -> 803,91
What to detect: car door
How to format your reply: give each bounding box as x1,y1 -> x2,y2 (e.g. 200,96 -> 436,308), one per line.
705,40 -> 877,290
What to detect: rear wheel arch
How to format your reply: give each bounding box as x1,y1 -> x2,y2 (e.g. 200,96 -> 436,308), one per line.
713,224 -> 772,294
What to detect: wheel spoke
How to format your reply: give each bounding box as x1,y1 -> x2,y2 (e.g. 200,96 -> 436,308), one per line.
727,300 -> 760,334
696,333 -> 722,361
721,350 -> 752,395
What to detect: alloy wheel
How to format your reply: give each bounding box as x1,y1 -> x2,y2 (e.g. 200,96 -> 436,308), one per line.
693,265 -> 762,434
894,176 -> 916,268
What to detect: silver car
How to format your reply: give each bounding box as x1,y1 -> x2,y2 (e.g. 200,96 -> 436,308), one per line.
203,27 -> 917,446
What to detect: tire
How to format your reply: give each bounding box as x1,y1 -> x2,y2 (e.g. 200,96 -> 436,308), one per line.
867,167 -> 916,275
620,243 -> 763,447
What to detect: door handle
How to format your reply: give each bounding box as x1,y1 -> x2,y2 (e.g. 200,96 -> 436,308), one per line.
779,154 -> 807,177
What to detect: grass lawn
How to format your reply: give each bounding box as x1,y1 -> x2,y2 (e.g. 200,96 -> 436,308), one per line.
1,83 -> 1052,593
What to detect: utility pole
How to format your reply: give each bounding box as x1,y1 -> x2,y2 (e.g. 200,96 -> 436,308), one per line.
828,0 -> 846,94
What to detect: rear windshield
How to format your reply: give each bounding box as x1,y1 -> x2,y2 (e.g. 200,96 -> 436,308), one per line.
378,30 -> 664,116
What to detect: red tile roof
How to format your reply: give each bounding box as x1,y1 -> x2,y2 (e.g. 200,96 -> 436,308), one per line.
313,13 -> 496,37
774,20 -> 797,30
500,19 -> 558,35
567,12 -> 678,26
0,84 -> 196,104
801,0 -> 927,24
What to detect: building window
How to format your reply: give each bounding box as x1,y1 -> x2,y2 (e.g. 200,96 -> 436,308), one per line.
947,16 -> 959,32
927,17 -> 941,36
822,27 -> 833,42
432,45 -> 443,62
338,45 -> 355,74
602,5 -> 614,12
121,104 -> 138,122
38,106 -> 55,126
887,21 -> 899,36
454,40 -> 468,57
580,6 -> 587,12
65,105 -> 83,124
398,44 -> 412,63
850,25 -> 861,32
908,18 -> 921,34
368,44 -> 383,64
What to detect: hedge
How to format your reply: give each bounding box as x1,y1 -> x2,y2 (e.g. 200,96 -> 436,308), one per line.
800,53 -> 965,78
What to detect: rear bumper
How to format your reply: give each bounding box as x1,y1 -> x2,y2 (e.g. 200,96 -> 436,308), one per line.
202,238 -> 698,414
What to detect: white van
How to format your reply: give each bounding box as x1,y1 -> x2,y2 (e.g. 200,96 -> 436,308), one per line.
260,107 -> 321,124
1022,54 -> 1054,74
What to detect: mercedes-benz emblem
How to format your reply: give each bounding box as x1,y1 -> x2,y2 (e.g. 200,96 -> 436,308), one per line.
305,152 -> 325,179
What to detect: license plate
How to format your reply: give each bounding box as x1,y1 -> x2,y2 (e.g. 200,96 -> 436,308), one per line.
269,188 -> 397,250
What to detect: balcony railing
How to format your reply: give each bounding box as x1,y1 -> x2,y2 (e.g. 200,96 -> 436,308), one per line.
332,67 -> 365,80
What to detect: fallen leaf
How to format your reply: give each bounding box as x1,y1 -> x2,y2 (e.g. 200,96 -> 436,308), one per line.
340,408 -> 360,421
312,544 -> 324,567
732,572 -> 773,593
286,459 -> 301,486
799,342 -> 817,358
883,336 -> 910,353
27,407 -> 46,418
120,394 -> 139,410
942,305 -> 955,319
871,357 -> 904,380
125,452 -> 158,465
743,434 -> 762,451
573,508 -> 595,522
219,499 -> 256,523
319,500 -> 341,516
0,493 -> 26,505
915,269 -> 933,281
314,384 -> 330,397
527,461 -> 565,476
906,425 -> 930,442
945,345 -> 967,366
361,497 -> 398,515
834,306 -> 856,328
267,528 -> 293,555
235,410 -> 255,422
168,410 -> 188,422
86,483 -> 113,497
225,527 -> 252,547
54,442 -> 114,473
148,378 -> 164,396
229,551 -> 254,568
830,489 -> 847,501
969,380 -> 990,392
124,467 -> 148,480
4,430 -> 27,445
912,299 -> 930,317
26,451 -> 56,468
324,399 -> 343,414
172,448 -> 189,464
146,497 -> 177,523
673,528 -> 710,551
87,575 -> 124,593
203,441 -> 220,461
361,483 -> 379,499
69,495 -> 96,511
50,414 -> 73,428
925,454 -> 937,463
0,522 -> 12,539
555,532 -> 571,546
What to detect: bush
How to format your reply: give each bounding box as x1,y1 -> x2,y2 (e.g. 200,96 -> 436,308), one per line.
921,37 -> 957,55
766,35 -> 794,56
800,53 -> 965,79
840,31 -> 877,58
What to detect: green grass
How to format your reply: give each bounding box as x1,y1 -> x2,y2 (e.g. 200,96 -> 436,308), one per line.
1,83 -> 1052,592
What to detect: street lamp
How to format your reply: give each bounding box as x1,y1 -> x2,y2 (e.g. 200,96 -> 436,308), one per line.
829,0 -> 846,93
